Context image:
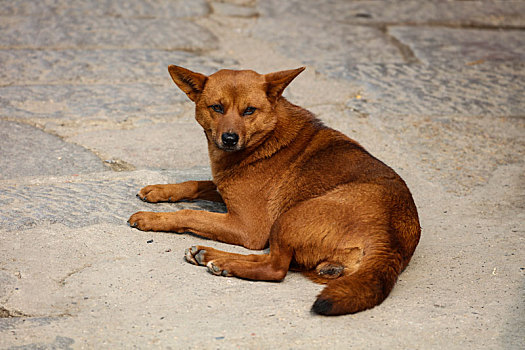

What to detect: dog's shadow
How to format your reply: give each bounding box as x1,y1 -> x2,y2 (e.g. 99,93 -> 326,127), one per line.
178,199 -> 227,214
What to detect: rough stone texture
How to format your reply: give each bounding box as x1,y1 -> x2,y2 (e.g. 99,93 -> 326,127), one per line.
0,16 -> 217,50
211,2 -> 258,18
69,122 -> 210,170
252,18 -> 405,67
0,169 -> 222,231
0,84 -> 186,122
390,26 -> 525,64
0,0 -> 210,18
0,120 -> 107,180
0,49 -> 237,86
0,0 -> 523,348
341,62 -> 525,117
257,0 -> 525,27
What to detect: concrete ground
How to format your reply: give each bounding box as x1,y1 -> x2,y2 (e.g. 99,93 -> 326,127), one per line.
0,0 -> 524,348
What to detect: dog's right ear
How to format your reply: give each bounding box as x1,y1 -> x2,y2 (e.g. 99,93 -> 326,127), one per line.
168,65 -> 208,102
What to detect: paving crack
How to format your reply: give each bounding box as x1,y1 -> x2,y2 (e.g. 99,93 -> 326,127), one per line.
58,264 -> 93,287
381,26 -> 420,64
0,306 -> 30,318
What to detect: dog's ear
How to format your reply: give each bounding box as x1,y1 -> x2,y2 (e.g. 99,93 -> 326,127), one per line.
264,67 -> 305,103
168,65 -> 208,102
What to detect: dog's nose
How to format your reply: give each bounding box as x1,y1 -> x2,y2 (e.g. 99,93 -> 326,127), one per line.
221,132 -> 239,147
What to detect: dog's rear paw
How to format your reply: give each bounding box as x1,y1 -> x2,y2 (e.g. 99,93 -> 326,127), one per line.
207,261 -> 230,277
184,246 -> 208,266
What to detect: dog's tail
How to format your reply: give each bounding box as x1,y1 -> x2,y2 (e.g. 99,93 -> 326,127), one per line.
311,249 -> 404,316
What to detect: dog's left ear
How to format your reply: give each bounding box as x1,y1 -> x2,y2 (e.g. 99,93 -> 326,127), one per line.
168,65 -> 208,102
265,67 -> 305,103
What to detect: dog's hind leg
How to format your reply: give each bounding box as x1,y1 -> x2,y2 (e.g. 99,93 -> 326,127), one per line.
205,244 -> 293,281
184,245 -> 267,266
186,216 -> 295,281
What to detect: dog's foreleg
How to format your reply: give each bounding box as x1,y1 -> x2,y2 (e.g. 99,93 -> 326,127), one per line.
128,210 -> 266,249
137,181 -> 223,203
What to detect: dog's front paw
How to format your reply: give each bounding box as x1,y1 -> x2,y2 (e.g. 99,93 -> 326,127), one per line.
136,185 -> 172,203
128,211 -> 163,231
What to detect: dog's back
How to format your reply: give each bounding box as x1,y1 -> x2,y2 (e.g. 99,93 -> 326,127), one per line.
257,99 -> 420,314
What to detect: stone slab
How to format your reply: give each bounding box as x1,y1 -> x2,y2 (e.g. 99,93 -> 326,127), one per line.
0,16 -> 217,50
0,84 -> 186,122
0,169 -> 222,231
68,122 -> 210,170
251,18 -> 405,67
0,49 -> 237,86
0,120 -> 107,180
257,0 -> 525,27
341,62 -> 524,117
0,0 -> 209,18
390,26 -> 525,64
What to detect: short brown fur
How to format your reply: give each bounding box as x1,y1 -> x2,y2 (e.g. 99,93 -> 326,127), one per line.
128,65 -> 421,315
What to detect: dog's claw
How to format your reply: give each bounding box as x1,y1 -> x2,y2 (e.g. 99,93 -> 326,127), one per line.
185,246 -> 200,265
136,193 -> 147,202
207,261 -> 221,275
195,250 -> 206,265
207,261 -> 228,276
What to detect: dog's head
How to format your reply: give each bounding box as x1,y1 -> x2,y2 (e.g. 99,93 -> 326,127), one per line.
168,65 -> 304,152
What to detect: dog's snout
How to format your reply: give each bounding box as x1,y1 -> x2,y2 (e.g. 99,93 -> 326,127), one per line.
221,132 -> 239,147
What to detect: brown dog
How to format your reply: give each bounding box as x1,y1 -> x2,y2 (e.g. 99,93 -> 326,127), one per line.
128,65 -> 420,315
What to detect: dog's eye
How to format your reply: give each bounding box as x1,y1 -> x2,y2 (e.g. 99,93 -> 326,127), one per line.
209,104 -> 224,114
243,107 -> 257,116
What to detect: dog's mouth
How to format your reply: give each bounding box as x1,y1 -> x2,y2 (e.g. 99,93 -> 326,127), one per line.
216,142 -> 243,152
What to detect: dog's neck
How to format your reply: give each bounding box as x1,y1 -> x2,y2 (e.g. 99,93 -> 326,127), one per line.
209,98 -> 321,182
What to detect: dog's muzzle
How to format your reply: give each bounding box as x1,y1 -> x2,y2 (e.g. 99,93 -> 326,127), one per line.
220,132 -> 240,151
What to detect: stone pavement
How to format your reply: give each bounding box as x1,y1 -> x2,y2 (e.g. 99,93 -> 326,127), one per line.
0,0 -> 523,348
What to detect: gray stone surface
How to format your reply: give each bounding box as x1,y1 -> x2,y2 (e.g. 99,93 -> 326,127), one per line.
69,122 -> 210,170
0,120 -> 107,180
0,169 -> 222,231
252,18 -> 405,67
0,84 -> 187,123
0,49 -> 237,86
0,0 -> 210,18
341,62 -> 525,117
0,16 -> 217,50
257,0 -> 525,27
390,26 -> 525,64
0,0 -> 523,348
